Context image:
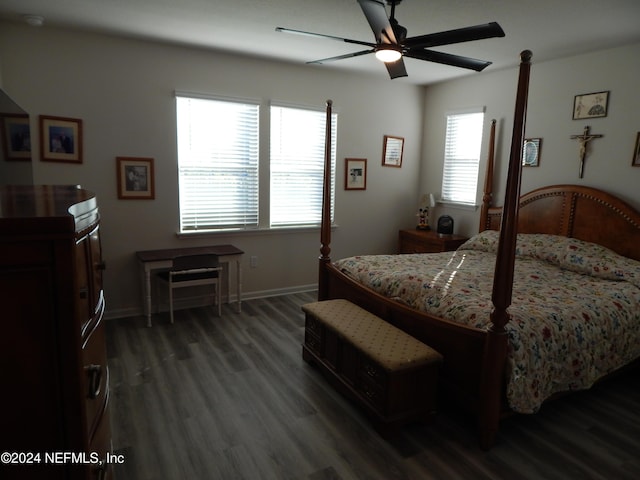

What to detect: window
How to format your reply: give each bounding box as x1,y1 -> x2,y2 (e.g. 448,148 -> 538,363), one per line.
441,109 -> 485,206
270,105 -> 337,227
176,95 -> 259,232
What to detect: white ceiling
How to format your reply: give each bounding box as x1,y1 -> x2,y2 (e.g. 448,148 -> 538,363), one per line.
1,0 -> 639,85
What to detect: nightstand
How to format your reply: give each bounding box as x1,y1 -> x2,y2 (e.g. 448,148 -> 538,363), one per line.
398,229 -> 469,254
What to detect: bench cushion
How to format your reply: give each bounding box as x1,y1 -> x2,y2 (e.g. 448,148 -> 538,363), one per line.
302,299 -> 442,371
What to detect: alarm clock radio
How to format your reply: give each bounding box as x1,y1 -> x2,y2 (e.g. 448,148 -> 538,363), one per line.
437,215 -> 454,235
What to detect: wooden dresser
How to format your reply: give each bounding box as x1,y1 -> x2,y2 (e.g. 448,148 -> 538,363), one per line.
0,185 -> 112,480
398,229 -> 468,254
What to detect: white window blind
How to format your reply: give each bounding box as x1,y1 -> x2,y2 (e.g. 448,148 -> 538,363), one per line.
441,110 -> 484,205
176,95 -> 259,232
270,105 -> 337,227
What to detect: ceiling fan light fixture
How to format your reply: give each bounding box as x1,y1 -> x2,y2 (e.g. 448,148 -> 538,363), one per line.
279,0 -> 504,79
375,45 -> 402,63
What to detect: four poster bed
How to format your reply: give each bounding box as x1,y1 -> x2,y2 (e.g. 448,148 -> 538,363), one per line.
316,51 -> 640,448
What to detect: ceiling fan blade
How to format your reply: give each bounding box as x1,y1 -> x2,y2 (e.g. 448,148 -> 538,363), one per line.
358,0 -> 398,44
276,27 -> 376,48
384,58 -> 408,79
403,22 -> 505,49
404,49 -> 492,71
307,49 -> 375,65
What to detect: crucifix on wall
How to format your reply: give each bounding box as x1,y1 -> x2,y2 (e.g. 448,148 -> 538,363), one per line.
570,125 -> 603,178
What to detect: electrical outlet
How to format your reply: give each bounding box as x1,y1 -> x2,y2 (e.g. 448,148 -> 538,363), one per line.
250,255 -> 258,268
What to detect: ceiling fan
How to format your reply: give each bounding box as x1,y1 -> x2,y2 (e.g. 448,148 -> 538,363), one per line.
276,0 -> 505,79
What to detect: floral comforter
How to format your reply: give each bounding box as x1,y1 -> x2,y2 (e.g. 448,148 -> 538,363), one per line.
333,231 -> 640,413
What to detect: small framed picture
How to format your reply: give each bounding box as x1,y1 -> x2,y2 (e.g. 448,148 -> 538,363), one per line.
573,91 -> 609,120
39,115 -> 83,163
345,158 -> 367,190
382,135 -> 404,167
117,157 -> 155,199
1,114 -> 31,161
522,138 -> 541,167
632,132 -> 640,167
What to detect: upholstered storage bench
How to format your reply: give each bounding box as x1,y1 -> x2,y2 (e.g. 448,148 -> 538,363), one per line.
301,299 -> 443,434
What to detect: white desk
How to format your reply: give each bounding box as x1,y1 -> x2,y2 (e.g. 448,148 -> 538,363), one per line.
136,244 -> 244,326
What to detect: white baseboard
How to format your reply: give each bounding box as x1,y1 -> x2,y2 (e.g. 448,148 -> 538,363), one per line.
104,284 -> 317,320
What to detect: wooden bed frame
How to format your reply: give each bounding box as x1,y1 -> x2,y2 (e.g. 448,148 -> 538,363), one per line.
316,51 -> 640,448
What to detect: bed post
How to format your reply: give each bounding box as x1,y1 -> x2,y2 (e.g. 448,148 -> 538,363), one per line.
479,119 -> 497,232
318,99 -> 333,301
479,50 -> 532,449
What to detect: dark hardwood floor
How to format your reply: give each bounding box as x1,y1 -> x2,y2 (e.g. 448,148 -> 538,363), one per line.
107,292 -> 640,479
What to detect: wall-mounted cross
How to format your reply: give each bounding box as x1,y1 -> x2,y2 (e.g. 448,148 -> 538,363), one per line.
570,125 -> 603,178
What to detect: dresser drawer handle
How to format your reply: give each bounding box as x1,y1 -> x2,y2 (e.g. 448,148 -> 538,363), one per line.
85,364 -> 102,399
307,317 -> 319,332
364,363 -> 379,379
362,385 -> 377,401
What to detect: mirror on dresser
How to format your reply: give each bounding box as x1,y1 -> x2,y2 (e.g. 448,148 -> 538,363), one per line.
0,87 -> 33,185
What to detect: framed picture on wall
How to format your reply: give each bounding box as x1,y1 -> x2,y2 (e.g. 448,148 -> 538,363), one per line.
345,158 -> 367,190
117,157 -> 155,199
633,132 -> 640,167
572,91 -> 609,120
382,135 -> 404,167
522,138 -> 541,167
39,115 -> 83,163
1,114 -> 31,161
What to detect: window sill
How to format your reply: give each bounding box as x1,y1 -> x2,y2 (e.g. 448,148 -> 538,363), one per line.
176,224 -> 339,238
437,200 -> 478,211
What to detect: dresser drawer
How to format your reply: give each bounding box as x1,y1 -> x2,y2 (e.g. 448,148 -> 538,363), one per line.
89,405 -> 113,480
305,314 -> 322,336
82,314 -> 109,440
304,329 -> 321,355
357,356 -> 388,412
400,236 -> 430,253
398,229 -> 468,254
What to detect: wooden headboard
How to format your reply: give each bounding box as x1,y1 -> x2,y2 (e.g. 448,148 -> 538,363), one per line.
481,184 -> 640,261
